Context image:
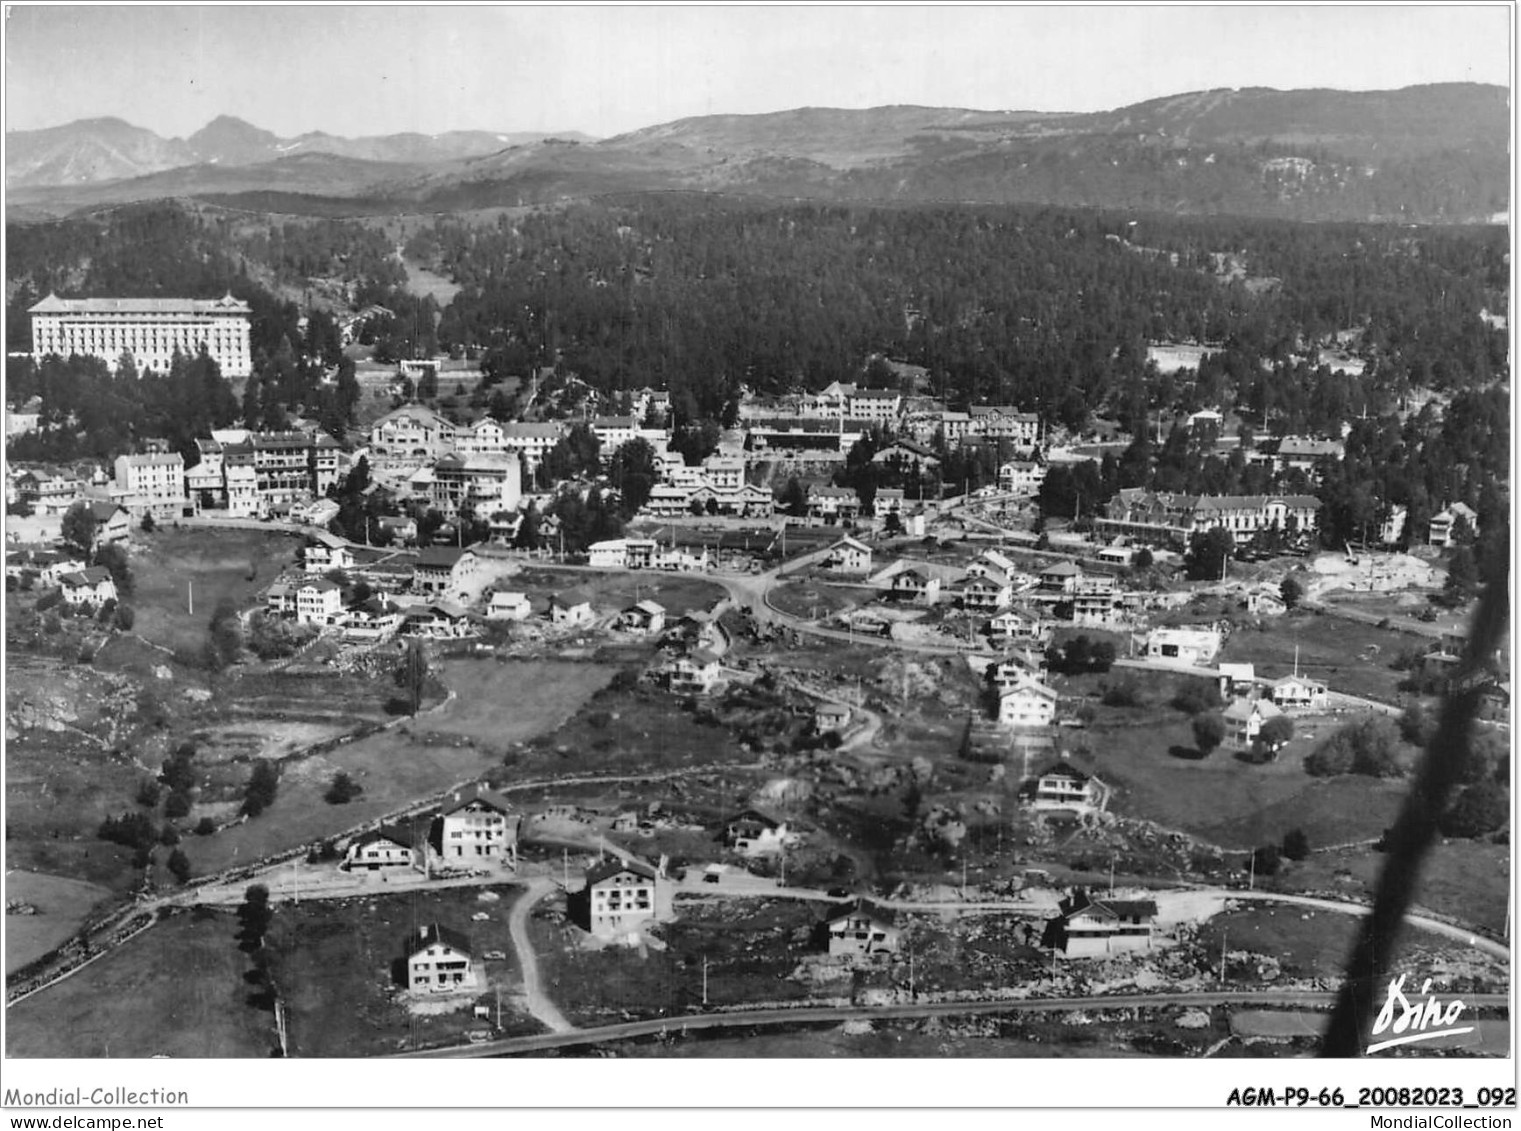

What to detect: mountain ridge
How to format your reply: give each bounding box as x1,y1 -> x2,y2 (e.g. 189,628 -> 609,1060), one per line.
6,85 -> 1508,223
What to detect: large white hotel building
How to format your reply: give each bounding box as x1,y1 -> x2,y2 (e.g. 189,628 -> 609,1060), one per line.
29,293 -> 253,378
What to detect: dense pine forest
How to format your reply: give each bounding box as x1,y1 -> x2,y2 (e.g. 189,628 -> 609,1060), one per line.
414,197 -> 1507,421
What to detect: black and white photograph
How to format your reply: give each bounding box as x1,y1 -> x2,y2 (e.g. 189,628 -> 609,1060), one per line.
0,1 -> 1513,1113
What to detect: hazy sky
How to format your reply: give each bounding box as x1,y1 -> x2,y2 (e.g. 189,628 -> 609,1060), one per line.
4,5 -> 1512,139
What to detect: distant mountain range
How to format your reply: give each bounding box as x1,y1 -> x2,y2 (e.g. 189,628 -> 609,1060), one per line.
6,85 -> 1508,223
5,115 -> 596,189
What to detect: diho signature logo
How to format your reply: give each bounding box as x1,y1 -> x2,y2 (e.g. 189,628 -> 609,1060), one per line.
1366,974 -> 1474,1054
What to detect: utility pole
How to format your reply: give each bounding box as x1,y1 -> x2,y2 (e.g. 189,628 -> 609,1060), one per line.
562,847 -> 569,890
293,857 -> 299,905
1220,929 -> 1228,987
187,580 -> 194,617
701,955 -> 709,1006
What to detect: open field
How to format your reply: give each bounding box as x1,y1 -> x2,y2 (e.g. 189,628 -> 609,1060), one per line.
424,657 -> 618,741
523,681 -> 768,774
1278,841 -> 1510,936
184,661 -> 616,873
6,907 -> 278,1058
3,870 -> 116,974
1198,903 -> 1508,990
1147,343 -> 1218,374
125,527 -> 301,659
4,726 -> 153,893
1217,611 -> 1425,703
401,256 -> 462,306
1071,718 -> 1409,851
271,883 -> 541,1056
768,579 -> 862,620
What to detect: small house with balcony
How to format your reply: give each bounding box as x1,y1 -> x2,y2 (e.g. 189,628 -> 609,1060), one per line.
664,648 -> 722,695
723,809 -> 792,857
412,546 -> 480,599
343,597 -> 402,643
823,899 -> 900,958
1052,893 -> 1157,957
1038,561 -> 1082,594
997,676 -> 1058,729
1223,696 -> 1283,751
824,535 -> 873,575
1269,674 -> 1328,711
400,600 -> 472,639
1027,761 -> 1105,813
889,567 -> 940,605
956,572 -> 1012,612
617,599 -> 667,636
58,566 -> 117,608
343,825 -> 420,872
406,923 -> 477,993
303,531 -> 355,574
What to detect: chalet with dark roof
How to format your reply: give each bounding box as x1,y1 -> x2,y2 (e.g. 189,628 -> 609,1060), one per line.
1052,892 -> 1158,956
412,546 -> 479,597
580,856 -> 664,939
58,566 -> 117,607
343,824 -> 420,872
723,808 -> 791,857
824,898 -> 900,957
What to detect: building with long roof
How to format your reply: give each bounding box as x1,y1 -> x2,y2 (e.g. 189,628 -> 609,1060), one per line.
30,293 -> 252,377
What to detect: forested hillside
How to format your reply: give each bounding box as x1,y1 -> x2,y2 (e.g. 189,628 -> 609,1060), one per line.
414,197 -> 1507,419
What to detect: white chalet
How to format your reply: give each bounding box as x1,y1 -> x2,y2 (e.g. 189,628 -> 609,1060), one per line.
1223,697 -> 1283,750
825,899 -> 900,958
824,536 -> 872,575
997,676 -> 1058,729
485,590 -> 531,621
617,600 -> 666,635
1269,674 -> 1328,711
1029,761 -> 1105,813
303,531 -> 355,574
584,857 -> 663,940
1145,627 -> 1222,667
343,826 -> 419,872
294,578 -> 343,625
58,567 -> 117,607
439,783 -> 519,868
407,923 -> 477,993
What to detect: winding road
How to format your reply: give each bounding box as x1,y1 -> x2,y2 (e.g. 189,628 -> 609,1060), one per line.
508,877 -> 576,1033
